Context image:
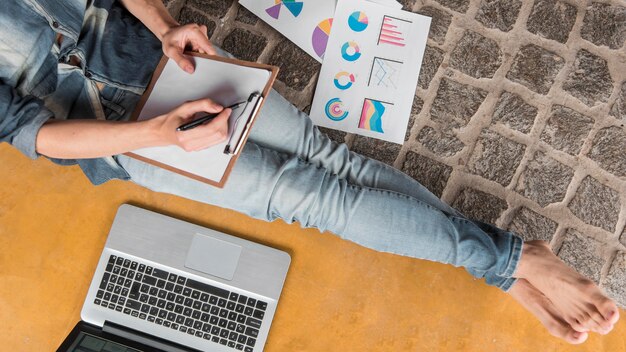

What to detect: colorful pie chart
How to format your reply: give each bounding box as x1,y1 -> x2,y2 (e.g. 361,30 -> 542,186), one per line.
341,41 -> 361,62
312,18 -> 333,59
325,98 -> 348,121
334,71 -> 355,90
348,11 -> 368,32
266,0 -> 303,19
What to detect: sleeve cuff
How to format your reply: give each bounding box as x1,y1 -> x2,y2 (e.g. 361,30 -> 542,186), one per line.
12,107 -> 53,159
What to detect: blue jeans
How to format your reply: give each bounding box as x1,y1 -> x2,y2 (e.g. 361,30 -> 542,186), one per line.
116,89 -> 523,292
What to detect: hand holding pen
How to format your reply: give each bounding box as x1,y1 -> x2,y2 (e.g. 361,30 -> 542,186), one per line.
153,99 -> 232,152
176,101 -> 246,131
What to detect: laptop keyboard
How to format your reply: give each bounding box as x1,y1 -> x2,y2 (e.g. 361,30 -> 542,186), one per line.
94,254 -> 268,352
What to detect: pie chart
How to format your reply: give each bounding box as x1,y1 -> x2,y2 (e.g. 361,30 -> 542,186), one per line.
312,18 -> 333,59
348,11 -> 368,32
266,1 -> 303,20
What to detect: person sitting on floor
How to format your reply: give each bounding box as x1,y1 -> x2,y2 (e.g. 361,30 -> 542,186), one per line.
0,0 -> 619,344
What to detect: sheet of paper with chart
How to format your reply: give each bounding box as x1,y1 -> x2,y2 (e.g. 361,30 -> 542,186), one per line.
309,0 -> 431,144
238,0 -> 401,63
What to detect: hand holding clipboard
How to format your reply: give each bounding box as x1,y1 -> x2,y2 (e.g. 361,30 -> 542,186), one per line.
125,53 -> 278,188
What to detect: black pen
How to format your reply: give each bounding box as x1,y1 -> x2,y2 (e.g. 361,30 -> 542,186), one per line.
176,101 -> 246,131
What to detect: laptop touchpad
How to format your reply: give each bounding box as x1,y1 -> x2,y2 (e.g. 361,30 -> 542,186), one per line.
185,233 -> 242,281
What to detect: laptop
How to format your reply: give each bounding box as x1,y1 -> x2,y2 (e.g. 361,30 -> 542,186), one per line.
56,204 -> 291,352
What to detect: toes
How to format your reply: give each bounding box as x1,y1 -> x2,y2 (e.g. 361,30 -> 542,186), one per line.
564,315 -> 589,333
546,320 -> 588,344
587,306 -> 614,334
596,297 -> 620,325
569,331 -> 589,344
576,312 -> 604,334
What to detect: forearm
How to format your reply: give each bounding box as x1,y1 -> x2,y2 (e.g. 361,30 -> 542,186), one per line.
35,99 -> 230,159
36,119 -> 164,159
119,0 -> 178,40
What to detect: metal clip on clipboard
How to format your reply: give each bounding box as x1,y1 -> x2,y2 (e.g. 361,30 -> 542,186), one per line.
224,92 -> 264,155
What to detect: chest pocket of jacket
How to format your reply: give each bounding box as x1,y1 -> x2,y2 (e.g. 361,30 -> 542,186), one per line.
99,85 -> 142,122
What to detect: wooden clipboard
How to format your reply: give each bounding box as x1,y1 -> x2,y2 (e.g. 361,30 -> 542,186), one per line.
125,52 -> 279,188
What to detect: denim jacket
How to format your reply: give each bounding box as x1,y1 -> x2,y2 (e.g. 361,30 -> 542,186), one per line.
0,0 -> 161,184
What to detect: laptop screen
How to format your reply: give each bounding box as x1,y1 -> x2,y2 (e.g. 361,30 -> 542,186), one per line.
65,332 -> 141,352
57,322 -> 176,352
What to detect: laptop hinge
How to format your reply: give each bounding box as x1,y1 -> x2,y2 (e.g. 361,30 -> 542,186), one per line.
103,321 -> 201,352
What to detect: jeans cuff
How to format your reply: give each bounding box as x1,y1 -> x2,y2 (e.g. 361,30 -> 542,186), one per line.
499,233 -> 523,278
497,277 -> 518,292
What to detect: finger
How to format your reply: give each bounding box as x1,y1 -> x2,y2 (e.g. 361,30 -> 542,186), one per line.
212,108 -> 232,122
165,46 -> 195,73
185,132 -> 226,151
183,113 -> 229,142
177,99 -> 223,117
186,112 -> 229,138
191,28 -> 216,55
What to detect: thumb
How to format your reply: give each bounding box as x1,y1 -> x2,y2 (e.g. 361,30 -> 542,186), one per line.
168,48 -> 195,74
210,108 -> 232,127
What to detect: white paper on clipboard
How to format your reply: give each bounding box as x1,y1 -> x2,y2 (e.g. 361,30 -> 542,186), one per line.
129,56 -> 271,185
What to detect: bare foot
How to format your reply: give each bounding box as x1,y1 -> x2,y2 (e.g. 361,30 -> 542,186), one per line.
509,279 -> 588,344
514,240 -> 619,335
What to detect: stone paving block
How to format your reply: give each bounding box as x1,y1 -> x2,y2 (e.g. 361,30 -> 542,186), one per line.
475,0 -> 522,32
401,152 -> 452,198
397,0 -> 417,10
526,0 -> 577,43
221,28 -> 267,62
416,6 -> 452,45
558,229 -> 605,284
568,176 -> 620,233
235,5 -> 258,25
540,105 -> 594,155
411,96 -> 424,116
405,96 -> 424,141
434,0 -> 470,13
602,252 -> 626,308
416,126 -> 465,157
468,129 -> 525,186
610,82 -> 626,122
506,45 -> 565,95
449,31 -> 502,79
317,127 -> 346,146
178,7 -> 217,38
186,0 -> 234,18
418,45 -> 444,89
268,39 -> 321,91
430,78 -> 488,128
508,207 -> 558,242
515,151 -> 574,207
452,188 -> 507,224
562,49 -> 613,107
588,126 -> 626,178
581,3 -> 626,50
491,91 -> 537,134
351,136 -> 402,166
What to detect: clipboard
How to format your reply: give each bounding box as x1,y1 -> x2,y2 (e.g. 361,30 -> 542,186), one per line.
125,52 -> 279,188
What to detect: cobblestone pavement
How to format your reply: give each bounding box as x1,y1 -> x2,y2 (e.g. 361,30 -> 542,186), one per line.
163,0 -> 626,307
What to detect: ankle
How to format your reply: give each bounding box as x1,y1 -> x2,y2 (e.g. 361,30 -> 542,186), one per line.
514,241 -> 550,279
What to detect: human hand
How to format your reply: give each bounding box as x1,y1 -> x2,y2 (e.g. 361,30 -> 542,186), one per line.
161,24 -> 216,74
153,99 -> 231,152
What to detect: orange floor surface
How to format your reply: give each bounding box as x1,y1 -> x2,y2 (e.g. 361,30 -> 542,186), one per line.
1,144 -> 624,352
